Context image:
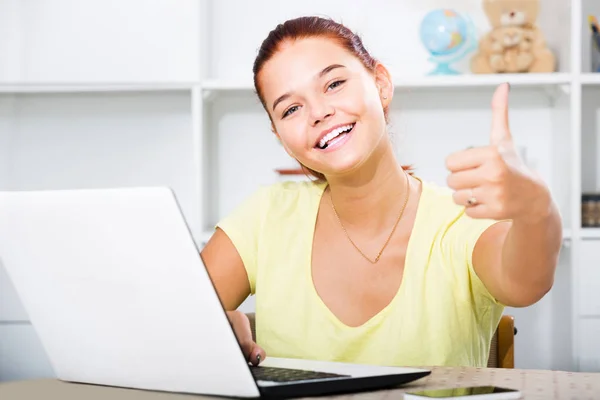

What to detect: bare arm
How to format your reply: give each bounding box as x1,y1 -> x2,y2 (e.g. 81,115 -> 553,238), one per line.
473,200 -> 562,307
446,83 -> 562,308
200,227 -> 265,364
200,227 -> 251,311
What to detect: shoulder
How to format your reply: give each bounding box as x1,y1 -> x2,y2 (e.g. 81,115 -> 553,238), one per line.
224,179 -> 326,221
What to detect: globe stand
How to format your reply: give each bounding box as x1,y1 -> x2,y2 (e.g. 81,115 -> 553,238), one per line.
427,59 -> 460,75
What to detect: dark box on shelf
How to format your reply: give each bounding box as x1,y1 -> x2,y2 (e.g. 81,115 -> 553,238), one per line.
582,193 -> 600,227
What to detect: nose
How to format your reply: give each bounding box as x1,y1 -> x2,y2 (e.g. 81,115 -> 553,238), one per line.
509,11 -> 515,17
309,100 -> 335,127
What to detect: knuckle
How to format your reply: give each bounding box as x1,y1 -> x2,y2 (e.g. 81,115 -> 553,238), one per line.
488,146 -> 502,160
490,199 -> 506,216
488,166 -> 507,183
447,174 -> 456,188
452,191 -> 462,204
445,156 -> 456,171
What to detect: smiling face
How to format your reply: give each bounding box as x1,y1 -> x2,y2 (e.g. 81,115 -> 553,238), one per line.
257,36 -> 393,178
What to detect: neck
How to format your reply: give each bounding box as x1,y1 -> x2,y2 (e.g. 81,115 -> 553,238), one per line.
325,140 -> 411,234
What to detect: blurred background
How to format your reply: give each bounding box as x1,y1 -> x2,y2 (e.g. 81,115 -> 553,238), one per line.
0,0 -> 598,382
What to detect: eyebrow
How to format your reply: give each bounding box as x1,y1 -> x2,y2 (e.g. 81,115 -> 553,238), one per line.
271,64 -> 346,112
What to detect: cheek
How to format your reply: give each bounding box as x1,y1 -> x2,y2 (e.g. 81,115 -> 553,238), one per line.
338,88 -> 378,119
357,83 -> 384,116
275,122 -> 309,154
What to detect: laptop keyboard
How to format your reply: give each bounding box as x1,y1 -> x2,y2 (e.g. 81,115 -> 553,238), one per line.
249,366 -> 350,382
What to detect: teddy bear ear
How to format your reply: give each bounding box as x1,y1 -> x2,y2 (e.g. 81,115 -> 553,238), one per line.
482,0 -> 504,27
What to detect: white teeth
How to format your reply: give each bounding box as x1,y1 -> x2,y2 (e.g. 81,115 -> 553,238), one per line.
318,124 -> 354,149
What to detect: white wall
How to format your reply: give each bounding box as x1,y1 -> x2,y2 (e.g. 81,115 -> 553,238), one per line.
0,0 -> 202,83
8,92 -> 199,234
0,0 -> 22,82
0,96 -> 16,189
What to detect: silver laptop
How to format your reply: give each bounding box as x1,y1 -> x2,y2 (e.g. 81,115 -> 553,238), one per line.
0,187 -> 430,398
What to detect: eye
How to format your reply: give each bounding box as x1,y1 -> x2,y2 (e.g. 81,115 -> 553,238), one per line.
327,80 -> 346,91
282,105 -> 299,118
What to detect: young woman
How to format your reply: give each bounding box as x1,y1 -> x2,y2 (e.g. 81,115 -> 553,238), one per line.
200,16 -> 562,368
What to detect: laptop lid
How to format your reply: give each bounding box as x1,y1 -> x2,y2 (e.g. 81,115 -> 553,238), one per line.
0,187 -> 260,398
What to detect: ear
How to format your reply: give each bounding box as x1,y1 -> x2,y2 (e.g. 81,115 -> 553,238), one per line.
523,1 -> 540,23
483,1 -> 502,27
374,63 -> 393,107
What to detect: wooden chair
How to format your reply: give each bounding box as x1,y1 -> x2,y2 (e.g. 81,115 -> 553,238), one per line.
487,315 -> 517,368
245,313 -> 516,368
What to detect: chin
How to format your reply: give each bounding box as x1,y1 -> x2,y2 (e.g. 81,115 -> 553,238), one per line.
316,153 -> 368,177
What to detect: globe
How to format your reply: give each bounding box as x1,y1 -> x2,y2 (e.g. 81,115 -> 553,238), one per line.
419,9 -> 476,75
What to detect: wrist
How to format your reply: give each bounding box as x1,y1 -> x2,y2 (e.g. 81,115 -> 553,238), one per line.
514,184 -> 555,226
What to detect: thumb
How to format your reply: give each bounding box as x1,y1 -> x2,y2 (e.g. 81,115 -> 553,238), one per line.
490,82 -> 512,146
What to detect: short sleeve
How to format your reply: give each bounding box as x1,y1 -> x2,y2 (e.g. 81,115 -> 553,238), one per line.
215,186 -> 270,295
447,211 -> 505,307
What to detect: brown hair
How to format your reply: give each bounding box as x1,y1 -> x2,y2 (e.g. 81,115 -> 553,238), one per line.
252,16 -> 410,181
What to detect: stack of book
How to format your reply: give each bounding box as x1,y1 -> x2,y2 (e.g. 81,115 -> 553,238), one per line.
589,15 -> 600,72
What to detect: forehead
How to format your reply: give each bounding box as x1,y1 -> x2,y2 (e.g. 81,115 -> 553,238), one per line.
260,37 -> 363,102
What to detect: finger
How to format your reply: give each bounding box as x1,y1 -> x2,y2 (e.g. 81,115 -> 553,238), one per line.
227,311 -> 256,361
452,188 -> 487,208
234,329 -> 255,361
464,204 -> 493,219
446,146 -> 495,172
490,82 -> 512,145
447,168 -> 484,191
249,344 -> 267,366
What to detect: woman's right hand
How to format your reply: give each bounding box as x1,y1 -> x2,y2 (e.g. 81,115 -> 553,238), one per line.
226,310 -> 266,366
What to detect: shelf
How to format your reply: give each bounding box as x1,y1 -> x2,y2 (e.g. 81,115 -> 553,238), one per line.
393,73 -> 572,89
581,228 -> 600,239
0,74 -> 572,95
581,73 -> 600,85
201,73 -> 572,94
202,80 -> 254,92
0,83 -> 199,94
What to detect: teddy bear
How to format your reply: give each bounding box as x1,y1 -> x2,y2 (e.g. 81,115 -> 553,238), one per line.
471,0 -> 555,74
488,26 -> 535,72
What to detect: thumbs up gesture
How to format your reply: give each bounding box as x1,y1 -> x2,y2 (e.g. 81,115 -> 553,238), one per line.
445,83 -> 552,222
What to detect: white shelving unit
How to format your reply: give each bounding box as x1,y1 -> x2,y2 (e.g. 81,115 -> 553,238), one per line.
0,0 -> 599,381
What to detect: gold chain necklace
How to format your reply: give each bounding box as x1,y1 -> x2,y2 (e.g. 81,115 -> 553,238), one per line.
330,172 -> 410,264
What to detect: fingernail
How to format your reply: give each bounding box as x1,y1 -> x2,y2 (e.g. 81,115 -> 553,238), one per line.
256,354 -> 261,364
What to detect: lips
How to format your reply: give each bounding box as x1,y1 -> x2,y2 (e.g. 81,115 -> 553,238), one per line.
315,123 -> 356,150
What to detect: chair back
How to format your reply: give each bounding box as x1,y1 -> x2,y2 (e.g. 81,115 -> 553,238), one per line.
487,315 -> 515,368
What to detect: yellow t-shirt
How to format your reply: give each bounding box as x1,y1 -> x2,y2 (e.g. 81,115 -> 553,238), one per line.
216,178 -> 505,368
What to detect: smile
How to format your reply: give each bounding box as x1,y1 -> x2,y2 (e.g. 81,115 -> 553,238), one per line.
316,123 -> 356,150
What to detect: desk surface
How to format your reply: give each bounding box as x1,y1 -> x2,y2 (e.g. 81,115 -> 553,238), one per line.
1,366 -> 600,399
